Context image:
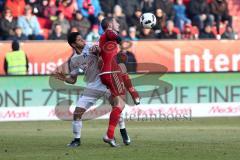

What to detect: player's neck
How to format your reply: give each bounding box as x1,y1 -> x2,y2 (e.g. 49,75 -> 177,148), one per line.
75,44 -> 85,55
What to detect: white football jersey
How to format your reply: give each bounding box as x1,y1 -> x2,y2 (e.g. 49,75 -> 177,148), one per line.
68,44 -> 110,109
69,44 -> 100,84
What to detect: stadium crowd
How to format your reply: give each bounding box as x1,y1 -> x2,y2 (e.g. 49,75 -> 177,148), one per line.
0,0 -> 238,41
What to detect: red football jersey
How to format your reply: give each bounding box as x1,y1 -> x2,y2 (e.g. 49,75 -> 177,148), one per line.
99,29 -> 121,73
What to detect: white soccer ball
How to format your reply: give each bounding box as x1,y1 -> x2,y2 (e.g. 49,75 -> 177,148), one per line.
140,12 -> 156,29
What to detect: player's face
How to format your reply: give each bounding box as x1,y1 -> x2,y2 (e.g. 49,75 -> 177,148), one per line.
72,35 -> 85,50
112,19 -> 120,32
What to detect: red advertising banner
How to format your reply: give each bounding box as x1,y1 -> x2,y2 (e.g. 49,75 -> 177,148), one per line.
0,41 -> 72,75
0,40 -> 240,74
131,40 -> 240,73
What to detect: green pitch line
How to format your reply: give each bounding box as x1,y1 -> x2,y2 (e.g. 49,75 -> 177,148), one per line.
0,118 -> 240,160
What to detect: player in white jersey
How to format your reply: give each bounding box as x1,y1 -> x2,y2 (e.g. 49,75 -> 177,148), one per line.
54,32 -> 130,147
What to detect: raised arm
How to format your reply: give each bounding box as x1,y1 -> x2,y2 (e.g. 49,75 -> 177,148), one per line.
106,30 -> 122,44
53,58 -> 78,84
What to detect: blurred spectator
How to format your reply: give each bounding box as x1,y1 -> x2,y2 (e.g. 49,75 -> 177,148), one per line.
159,20 -> 179,39
86,25 -> 100,42
222,26 -> 237,40
25,0 -> 41,16
97,12 -> 105,34
154,8 -> 167,33
37,0 -> 51,18
58,0 -> 77,20
5,0 -> 26,17
126,27 -> 139,41
173,0 -> 191,32
140,0 -> 155,13
70,11 -> 91,38
4,40 -> 28,75
0,8 -> 17,40
43,0 -> 58,20
139,28 -> 156,39
52,11 -> 70,35
1,0 -> 237,41
125,50 -> 137,73
69,26 -> 80,33
18,5 -> 43,40
0,0 -> 4,12
118,48 -> 137,73
99,0 -> 117,17
8,27 -> 28,41
155,0 -> 175,21
120,30 -> 128,39
117,0 -> 140,18
113,5 -> 128,34
128,7 -> 142,34
199,24 -> 215,39
49,23 -> 67,40
210,0 -> 232,35
77,0 -> 102,24
181,24 -> 195,40
188,0 -> 214,30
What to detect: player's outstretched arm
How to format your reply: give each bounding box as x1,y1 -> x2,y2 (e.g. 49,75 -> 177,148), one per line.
106,30 -> 122,44
54,72 -> 77,84
65,75 -> 77,84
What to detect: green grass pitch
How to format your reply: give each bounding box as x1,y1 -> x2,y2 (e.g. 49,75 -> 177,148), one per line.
0,118 -> 240,160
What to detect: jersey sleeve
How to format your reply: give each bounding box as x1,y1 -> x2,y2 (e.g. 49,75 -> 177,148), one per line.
106,30 -> 122,44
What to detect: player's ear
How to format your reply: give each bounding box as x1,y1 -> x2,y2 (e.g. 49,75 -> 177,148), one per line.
108,22 -> 113,28
71,43 -> 76,48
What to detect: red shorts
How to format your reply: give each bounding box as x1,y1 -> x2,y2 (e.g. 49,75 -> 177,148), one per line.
100,72 -> 126,97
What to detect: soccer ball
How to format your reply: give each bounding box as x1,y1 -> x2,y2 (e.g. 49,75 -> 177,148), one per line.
140,13 -> 156,29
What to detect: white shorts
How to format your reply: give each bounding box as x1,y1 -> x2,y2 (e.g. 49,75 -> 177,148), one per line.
76,78 -> 110,110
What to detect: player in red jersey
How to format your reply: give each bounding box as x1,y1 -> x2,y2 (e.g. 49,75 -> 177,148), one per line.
99,17 -> 140,104
98,17 -> 140,147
